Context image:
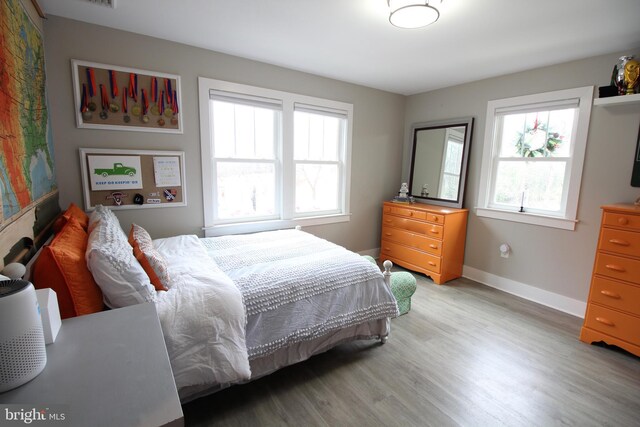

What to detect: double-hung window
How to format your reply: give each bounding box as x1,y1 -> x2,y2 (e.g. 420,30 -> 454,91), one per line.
476,86 -> 593,230
199,78 -> 353,236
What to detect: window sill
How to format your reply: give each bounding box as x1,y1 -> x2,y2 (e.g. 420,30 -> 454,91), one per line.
203,213 -> 351,237
475,207 -> 578,231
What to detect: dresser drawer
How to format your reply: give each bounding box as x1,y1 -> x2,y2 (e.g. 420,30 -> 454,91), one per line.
382,214 -> 430,235
385,206 -> 427,220
595,253 -> 640,284
590,276 -> 640,315
584,304 -> 640,345
427,213 -> 444,224
381,227 -> 442,256
603,212 -> 640,231
599,228 -> 640,258
381,240 -> 441,273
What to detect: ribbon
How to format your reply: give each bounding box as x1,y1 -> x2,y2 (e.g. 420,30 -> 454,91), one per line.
165,79 -> 172,103
122,86 -> 128,113
129,73 -> 138,102
141,88 -> 149,115
151,77 -> 158,103
159,90 -> 164,115
80,84 -> 88,112
108,70 -> 118,98
86,68 -> 96,97
172,90 -> 179,114
100,84 -> 109,110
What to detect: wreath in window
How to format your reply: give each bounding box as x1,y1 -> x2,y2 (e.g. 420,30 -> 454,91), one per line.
514,119 -> 563,157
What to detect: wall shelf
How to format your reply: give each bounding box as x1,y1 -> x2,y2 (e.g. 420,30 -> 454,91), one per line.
593,92 -> 640,106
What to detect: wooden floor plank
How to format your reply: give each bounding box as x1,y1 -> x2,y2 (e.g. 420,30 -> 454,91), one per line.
183,269 -> 640,426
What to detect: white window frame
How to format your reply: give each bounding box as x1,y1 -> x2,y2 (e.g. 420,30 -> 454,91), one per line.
476,86 -> 594,231
198,77 -> 353,236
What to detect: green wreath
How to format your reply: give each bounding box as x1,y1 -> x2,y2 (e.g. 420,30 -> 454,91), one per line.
514,121 -> 563,157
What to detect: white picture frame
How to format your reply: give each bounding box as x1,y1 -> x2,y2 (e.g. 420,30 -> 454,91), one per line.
79,148 -> 187,211
71,59 -> 183,134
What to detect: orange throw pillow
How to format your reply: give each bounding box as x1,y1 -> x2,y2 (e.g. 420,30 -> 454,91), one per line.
128,224 -> 170,291
33,217 -> 104,319
53,202 -> 90,233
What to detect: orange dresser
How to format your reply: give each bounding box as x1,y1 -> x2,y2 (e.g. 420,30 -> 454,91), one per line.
379,202 -> 468,284
580,204 -> 640,357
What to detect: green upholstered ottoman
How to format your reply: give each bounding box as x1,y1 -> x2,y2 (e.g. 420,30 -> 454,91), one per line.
363,256 -> 417,315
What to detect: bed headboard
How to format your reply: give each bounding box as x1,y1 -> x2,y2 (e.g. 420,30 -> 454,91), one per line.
0,194 -> 60,270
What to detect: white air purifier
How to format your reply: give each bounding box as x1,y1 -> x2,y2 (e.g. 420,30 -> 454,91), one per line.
0,280 -> 47,393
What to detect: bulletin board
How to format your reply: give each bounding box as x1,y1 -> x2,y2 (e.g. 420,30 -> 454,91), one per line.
79,148 -> 187,211
71,59 -> 183,133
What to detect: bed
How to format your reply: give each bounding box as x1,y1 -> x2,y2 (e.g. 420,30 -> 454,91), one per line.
29,204 -> 399,402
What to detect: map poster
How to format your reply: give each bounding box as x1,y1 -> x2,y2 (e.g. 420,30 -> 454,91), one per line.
0,0 -> 57,224
87,155 -> 143,191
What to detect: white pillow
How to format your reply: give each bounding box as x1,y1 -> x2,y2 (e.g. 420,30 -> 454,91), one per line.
86,206 -> 156,308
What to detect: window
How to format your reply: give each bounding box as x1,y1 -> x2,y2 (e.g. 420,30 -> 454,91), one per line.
476,86 -> 593,230
438,128 -> 464,200
198,78 -> 352,235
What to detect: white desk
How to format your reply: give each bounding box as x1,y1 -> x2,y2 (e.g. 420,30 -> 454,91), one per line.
0,303 -> 184,427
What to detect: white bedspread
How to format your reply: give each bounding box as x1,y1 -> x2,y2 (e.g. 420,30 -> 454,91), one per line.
153,235 -> 251,393
201,229 -> 399,359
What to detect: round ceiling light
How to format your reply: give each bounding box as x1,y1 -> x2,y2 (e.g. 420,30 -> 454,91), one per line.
388,0 -> 441,29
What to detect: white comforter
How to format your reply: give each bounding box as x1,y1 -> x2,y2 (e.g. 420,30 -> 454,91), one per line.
153,235 -> 251,392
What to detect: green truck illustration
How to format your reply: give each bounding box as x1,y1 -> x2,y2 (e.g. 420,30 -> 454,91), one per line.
94,163 -> 137,177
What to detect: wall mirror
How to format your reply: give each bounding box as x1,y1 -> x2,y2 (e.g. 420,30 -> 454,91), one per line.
407,117 -> 473,209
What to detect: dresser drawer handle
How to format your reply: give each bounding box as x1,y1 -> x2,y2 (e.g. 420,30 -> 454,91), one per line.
385,219 -> 392,223
409,211 -> 414,216
432,216 -> 439,222
428,262 -> 436,266
608,239 -> 630,246
600,290 -> 621,299
618,217 -> 629,225
430,229 -> 439,235
595,317 -> 615,327
385,232 -> 392,236
429,244 -> 438,249
605,264 -> 626,272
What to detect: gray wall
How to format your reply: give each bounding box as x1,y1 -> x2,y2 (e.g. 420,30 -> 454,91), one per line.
44,16 -> 405,252
405,52 -> 640,302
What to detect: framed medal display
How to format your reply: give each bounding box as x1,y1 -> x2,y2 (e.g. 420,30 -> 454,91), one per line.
71,59 -> 183,133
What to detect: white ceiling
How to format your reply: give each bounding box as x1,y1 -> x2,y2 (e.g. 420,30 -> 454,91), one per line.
39,0 -> 640,95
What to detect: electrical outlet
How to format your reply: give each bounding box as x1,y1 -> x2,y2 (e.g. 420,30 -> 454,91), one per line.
499,243 -> 510,258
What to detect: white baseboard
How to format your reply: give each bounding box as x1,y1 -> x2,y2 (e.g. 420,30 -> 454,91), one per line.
462,265 -> 586,318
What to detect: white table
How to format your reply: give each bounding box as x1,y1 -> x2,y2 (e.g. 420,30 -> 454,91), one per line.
0,303 -> 184,427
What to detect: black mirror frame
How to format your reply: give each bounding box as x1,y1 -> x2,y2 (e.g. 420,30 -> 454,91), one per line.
407,117 -> 474,209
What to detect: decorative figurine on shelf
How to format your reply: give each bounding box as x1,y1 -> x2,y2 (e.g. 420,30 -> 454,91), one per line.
399,182 -> 409,198
613,55 -> 635,95
392,182 -> 414,204
421,184 -> 429,197
624,59 -> 639,95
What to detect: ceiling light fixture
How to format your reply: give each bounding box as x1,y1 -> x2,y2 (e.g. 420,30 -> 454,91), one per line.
388,0 -> 442,29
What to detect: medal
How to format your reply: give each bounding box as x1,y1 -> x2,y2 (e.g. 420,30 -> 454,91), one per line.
164,108 -> 173,118
82,110 -> 93,120
141,88 -> 150,123
157,118 -> 165,126
99,84 -> 110,119
150,104 -> 159,115
131,105 -> 141,117
109,103 -> 120,113
122,86 -> 130,123
170,116 -> 178,126
88,102 -> 97,111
